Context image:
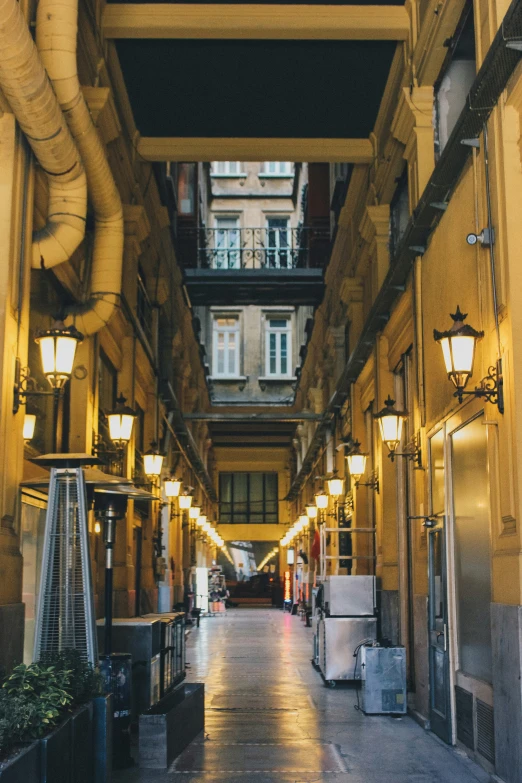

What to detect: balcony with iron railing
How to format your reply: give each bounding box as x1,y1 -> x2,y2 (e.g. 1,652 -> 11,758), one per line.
179,226 -> 329,306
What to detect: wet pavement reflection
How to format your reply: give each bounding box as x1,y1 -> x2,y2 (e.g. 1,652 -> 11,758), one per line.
116,607 -> 490,782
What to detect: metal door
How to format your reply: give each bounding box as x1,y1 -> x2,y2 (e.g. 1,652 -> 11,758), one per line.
428,519 -> 452,743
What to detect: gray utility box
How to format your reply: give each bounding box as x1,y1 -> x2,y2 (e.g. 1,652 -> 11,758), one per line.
323,576 -> 376,617
360,645 -> 407,714
97,618 -> 162,715
318,617 -> 377,681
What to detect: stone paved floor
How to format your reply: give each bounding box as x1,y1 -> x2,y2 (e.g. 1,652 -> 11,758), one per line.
116,607 -> 491,782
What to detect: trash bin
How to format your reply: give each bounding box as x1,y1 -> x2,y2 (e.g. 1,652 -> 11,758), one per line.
99,652 -> 133,769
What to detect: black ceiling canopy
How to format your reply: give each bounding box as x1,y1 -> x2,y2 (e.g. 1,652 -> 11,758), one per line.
109,1 -> 404,4
116,39 -> 397,138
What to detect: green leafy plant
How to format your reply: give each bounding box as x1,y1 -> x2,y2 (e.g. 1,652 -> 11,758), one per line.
39,649 -> 102,703
0,651 -> 102,761
1,663 -> 73,747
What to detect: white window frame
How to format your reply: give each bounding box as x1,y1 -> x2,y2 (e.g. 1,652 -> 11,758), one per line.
260,162 -> 293,177
213,316 -> 240,378
265,317 -> 292,377
266,216 -> 291,268
214,216 -> 241,269
211,161 -> 244,177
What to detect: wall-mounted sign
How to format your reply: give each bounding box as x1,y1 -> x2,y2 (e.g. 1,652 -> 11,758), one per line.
284,570 -> 291,602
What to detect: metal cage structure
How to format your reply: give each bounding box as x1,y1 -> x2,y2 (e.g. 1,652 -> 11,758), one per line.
33,464 -> 98,664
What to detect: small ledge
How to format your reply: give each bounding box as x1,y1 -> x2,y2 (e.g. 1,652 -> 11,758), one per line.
211,173 -> 248,178
258,173 -> 294,178
258,376 -> 296,383
208,375 -> 248,383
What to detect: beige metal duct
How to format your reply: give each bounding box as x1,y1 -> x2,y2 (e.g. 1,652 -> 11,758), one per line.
37,0 -> 124,336
0,0 -> 87,268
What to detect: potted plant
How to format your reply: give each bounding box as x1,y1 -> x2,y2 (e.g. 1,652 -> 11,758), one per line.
0,662 -> 73,782
39,650 -> 102,783
0,651 -> 104,783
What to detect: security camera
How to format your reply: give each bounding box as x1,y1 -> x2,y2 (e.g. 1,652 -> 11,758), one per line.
466,228 -> 495,247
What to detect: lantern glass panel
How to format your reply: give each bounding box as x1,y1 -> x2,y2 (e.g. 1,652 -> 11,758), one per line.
164,479 -> 181,498
144,452 -> 164,476
39,336 -> 57,377
55,335 -> 78,375
315,492 -> 328,509
306,505 -> 318,519
189,506 -> 201,519
327,477 -> 344,497
378,414 -> 404,450
23,413 -> 36,441
178,494 -> 193,509
346,452 -> 367,479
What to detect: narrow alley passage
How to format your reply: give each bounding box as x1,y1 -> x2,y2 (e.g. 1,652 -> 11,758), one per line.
119,609 -> 490,782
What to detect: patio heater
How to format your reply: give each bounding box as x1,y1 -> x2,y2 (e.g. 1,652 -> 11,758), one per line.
94,482 -> 155,770
32,454 -> 102,665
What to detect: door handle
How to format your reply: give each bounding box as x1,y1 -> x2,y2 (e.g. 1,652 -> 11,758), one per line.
436,625 -> 447,652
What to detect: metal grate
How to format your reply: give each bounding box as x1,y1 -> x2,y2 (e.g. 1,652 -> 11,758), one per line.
33,468 -> 98,664
476,699 -> 495,764
455,686 -> 474,750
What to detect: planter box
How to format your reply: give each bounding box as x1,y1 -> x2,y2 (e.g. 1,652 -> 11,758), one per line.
71,703 -> 93,783
40,716 -> 72,783
0,741 -> 40,783
92,694 -> 112,783
139,683 -> 204,769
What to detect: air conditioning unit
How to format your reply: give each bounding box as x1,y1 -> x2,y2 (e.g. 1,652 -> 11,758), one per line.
360,645 -> 407,715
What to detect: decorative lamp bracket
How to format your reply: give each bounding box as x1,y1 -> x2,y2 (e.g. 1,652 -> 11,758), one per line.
456,359 -> 504,414
389,432 -> 422,468
13,358 -> 57,414
355,470 -> 380,493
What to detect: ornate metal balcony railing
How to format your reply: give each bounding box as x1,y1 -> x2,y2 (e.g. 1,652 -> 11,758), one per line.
178,226 -> 330,270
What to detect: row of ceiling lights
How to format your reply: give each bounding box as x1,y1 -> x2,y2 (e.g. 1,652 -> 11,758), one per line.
257,547 -> 279,571
165,482 -> 232,560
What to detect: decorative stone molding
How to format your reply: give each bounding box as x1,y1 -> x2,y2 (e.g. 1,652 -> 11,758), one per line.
307,387 -> 324,414
391,86 -> 435,204
359,204 -> 390,298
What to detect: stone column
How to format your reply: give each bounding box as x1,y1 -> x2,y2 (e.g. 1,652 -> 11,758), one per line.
0,111 -> 34,669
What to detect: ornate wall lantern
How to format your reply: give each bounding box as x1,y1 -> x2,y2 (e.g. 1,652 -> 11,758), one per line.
434,305 -> 503,412
35,320 -> 83,389
306,504 -> 318,519
106,394 -> 137,449
178,492 -> 193,510
375,397 -> 421,465
143,442 -> 164,478
345,440 -> 379,491
315,491 -> 328,509
327,474 -> 344,499
164,477 -> 182,498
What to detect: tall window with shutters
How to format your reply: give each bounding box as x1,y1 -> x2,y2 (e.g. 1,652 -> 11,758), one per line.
212,161 -> 243,176
265,317 -> 291,377
261,162 -> 293,176
213,316 -> 240,377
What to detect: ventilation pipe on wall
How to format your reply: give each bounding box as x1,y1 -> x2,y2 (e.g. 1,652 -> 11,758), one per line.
0,0 -> 87,268
36,0 -> 124,336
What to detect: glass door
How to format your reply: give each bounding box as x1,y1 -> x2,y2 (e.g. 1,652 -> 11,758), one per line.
215,217 -> 240,269
266,218 -> 290,268
428,430 -> 452,743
